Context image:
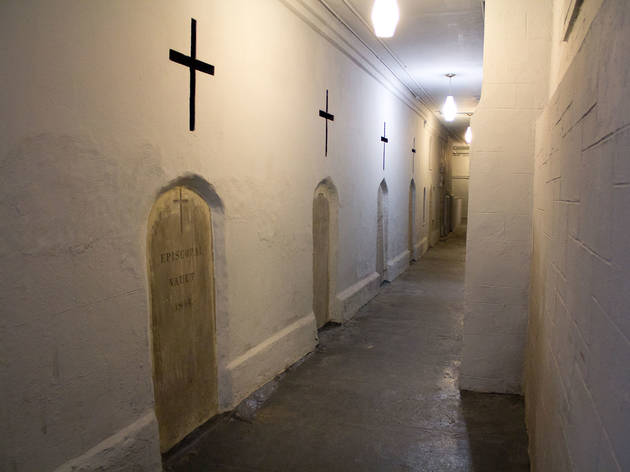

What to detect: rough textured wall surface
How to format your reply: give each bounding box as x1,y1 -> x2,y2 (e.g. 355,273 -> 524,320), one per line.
0,0 -> 448,470
460,0 -> 551,393
525,0 -> 630,470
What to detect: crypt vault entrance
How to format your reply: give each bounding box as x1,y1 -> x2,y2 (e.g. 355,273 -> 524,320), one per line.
147,185 -> 218,453
313,178 -> 339,328
409,179 -> 417,261
377,179 -> 389,283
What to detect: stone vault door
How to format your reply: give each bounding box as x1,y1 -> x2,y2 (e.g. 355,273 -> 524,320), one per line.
147,185 -> 217,453
313,179 -> 339,328
377,179 -> 389,282
408,180 -> 416,261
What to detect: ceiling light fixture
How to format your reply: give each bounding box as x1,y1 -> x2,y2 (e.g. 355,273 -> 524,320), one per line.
465,126 -> 473,144
371,0 -> 400,38
442,73 -> 457,122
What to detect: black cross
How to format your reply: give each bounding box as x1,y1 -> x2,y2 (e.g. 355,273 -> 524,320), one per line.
381,122 -> 389,170
318,90 -> 335,156
411,137 -> 417,174
169,18 -> 215,131
173,188 -> 189,233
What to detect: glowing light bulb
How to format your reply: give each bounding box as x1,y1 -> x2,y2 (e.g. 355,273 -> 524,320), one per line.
465,126 -> 472,144
442,95 -> 457,122
371,0 -> 400,38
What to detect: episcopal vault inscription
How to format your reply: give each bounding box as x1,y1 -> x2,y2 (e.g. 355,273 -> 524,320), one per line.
313,192 -> 330,328
148,186 -> 217,453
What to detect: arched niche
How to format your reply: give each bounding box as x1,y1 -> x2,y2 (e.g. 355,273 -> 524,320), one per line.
312,178 -> 339,328
146,175 -> 224,453
429,186 -> 435,247
423,186 -> 427,225
377,179 -> 389,283
408,179 -> 417,261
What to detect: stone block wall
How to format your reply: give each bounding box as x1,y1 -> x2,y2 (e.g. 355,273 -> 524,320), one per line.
460,0 -> 551,393
525,0 -> 630,469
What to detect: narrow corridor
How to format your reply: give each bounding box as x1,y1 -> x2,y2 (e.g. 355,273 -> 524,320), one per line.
166,237 -> 529,471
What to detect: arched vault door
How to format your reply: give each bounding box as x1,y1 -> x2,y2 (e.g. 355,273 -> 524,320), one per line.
313,179 -> 339,328
409,180 -> 417,261
377,179 -> 389,282
147,185 -> 217,453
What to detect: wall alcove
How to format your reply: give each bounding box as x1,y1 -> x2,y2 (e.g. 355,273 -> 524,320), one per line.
377,179 -> 389,283
147,176 -> 224,453
409,179 -> 417,261
312,178 -> 339,328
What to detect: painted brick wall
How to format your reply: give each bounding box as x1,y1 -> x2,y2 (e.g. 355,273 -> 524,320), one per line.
460,0 -> 552,393
525,0 -> 630,470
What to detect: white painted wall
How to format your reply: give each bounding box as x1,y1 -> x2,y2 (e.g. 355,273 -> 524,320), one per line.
525,0 -> 630,470
0,0 -> 448,470
547,0 -> 605,98
460,0 -> 552,394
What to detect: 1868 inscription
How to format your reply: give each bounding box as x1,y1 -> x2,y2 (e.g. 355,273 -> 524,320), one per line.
148,186 -> 217,453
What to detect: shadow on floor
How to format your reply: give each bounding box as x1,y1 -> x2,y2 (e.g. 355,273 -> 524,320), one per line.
460,390 -> 530,471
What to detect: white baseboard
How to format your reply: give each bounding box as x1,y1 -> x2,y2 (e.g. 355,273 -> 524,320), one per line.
387,250 -> 410,281
54,412 -> 161,472
334,272 -> 381,322
223,315 -> 317,409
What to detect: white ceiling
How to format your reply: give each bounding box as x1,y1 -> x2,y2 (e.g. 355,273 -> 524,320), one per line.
324,0 -> 484,140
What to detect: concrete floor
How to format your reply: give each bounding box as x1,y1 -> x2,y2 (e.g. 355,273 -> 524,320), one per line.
165,236 -> 530,471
